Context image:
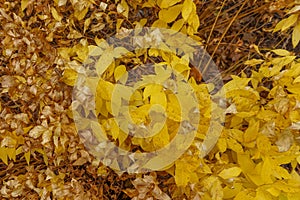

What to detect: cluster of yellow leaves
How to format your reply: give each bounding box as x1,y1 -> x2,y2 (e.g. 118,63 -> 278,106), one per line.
60,4 -> 300,199
212,48 -> 300,200
95,59 -> 200,151
160,48 -> 300,199
80,42 -> 214,174
144,0 -> 200,36
65,31 -> 300,198
273,0 -> 300,47
2,0 -> 300,199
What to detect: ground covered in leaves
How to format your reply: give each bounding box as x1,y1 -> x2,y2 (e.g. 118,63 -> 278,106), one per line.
1,0 -> 300,199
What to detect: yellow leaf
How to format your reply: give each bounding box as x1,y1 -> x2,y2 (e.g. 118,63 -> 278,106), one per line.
96,79 -> 115,101
218,166 -> 242,179
110,118 -> 120,140
255,188 -> 274,200
166,94 -> 181,121
217,137 -> 227,153
75,6 -> 89,21
234,190 -> 255,200
114,65 -> 127,82
35,148 -> 48,166
274,165 -> 291,179
51,7 -> 63,21
54,0 -> 67,6
287,83 -> 300,94
274,18 -> 287,32
287,5 -> 300,15
297,155 -> 300,164
292,22 -> 300,48
224,75 -> 251,92
15,147 -> 23,155
143,84 -> 163,100
118,130 -> 128,146
152,124 -> 169,149
256,109 -> 278,121
227,138 -> 243,153
250,44 -> 263,56
238,154 -> 265,186
61,68 -> 78,86
282,14 -> 299,32
256,135 -> 271,153
293,76 -> 300,83
182,0 -> 193,21
271,56 -> 296,68
173,63 -> 191,74
158,5 -> 182,23
271,49 -> 291,56
142,0 -> 156,7
150,90 -> 167,108
261,157 -> 274,184
227,129 -> 244,143
244,59 -> 264,66
95,47 -> 115,76
174,157 -> 199,187
190,14 -> 200,32
97,165 -> 108,176
244,120 -> 259,143
158,0 -> 181,8
171,18 -> 185,31
223,182 -> 243,199
6,148 -> 16,162
117,0 -> 129,18
273,181 -> 300,193
21,0 -> 30,11
266,187 -> 281,197
0,147 -> 8,165
152,19 -> 169,28
25,151 -> 30,165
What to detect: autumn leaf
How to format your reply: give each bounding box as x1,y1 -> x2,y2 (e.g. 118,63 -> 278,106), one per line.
158,0 -> 181,9
292,22 -> 300,47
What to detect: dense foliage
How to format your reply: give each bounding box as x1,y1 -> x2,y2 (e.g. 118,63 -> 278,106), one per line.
1,0 -> 300,199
